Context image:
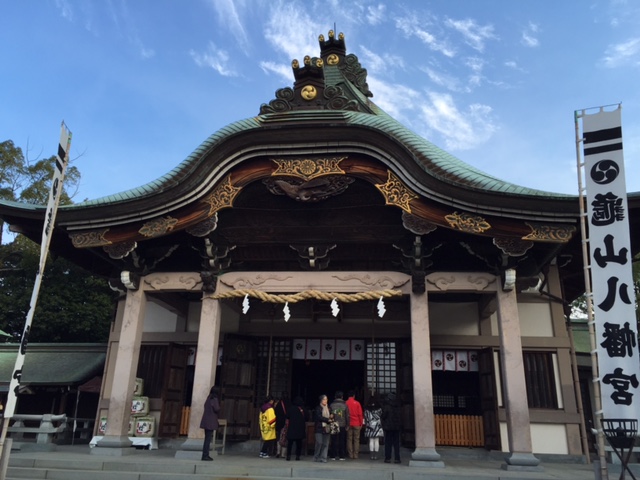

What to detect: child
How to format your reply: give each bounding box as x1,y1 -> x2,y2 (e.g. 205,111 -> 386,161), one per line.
259,395 -> 276,458
364,397 -> 383,460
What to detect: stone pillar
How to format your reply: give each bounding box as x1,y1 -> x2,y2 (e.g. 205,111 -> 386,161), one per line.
495,287 -> 541,471
92,286 -> 146,456
175,295 -> 222,459
409,290 -> 444,468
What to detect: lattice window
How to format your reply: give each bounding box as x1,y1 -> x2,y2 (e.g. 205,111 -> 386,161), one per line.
366,342 -> 397,396
523,351 -> 558,409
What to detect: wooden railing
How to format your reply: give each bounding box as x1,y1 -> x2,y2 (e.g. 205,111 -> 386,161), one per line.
435,414 -> 484,447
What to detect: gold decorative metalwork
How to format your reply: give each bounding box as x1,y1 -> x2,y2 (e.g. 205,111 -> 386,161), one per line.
271,157 -> 346,181
523,222 -> 576,243
203,176 -> 242,216
327,54 -> 339,65
70,229 -> 111,248
444,212 -> 491,233
301,85 -> 317,100
139,216 -> 179,238
374,171 -> 418,214
292,59 -> 300,69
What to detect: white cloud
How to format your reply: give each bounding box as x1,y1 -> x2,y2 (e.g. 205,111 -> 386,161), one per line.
418,92 -> 497,150
395,14 -> 456,58
359,46 -> 405,75
259,61 -> 294,83
206,0 -> 250,54
190,42 -> 237,77
55,0 -> 73,21
365,76 -> 422,122
264,3 -> 322,60
521,22 -> 539,47
445,18 -> 497,52
602,38 -> 640,67
367,4 -> 386,25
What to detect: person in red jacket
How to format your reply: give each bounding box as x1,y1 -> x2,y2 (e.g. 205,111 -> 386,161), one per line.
345,390 -> 364,459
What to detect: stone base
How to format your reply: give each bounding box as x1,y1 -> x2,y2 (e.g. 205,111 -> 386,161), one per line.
501,452 -> 543,472
90,446 -> 135,456
409,459 -> 446,468
410,447 -> 445,468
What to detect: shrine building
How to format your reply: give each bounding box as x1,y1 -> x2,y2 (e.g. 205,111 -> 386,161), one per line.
2,31 -> 640,468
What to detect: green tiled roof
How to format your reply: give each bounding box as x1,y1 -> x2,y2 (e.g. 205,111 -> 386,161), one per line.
58,51 -> 574,209
0,345 -> 106,385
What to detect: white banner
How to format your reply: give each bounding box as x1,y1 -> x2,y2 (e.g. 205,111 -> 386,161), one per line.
456,351 -> 469,372
432,351 -> 444,370
336,339 -> 351,360
351,339 -> 365,360
306,339 -> 321,360
321,339 -> 336,360
293,339 -> 306,359
4,122 -> 72,420
582,106 -> 639,420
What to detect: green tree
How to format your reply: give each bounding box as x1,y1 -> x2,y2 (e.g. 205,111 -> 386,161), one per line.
0,140 -> 115,342
0,139 -> 80,243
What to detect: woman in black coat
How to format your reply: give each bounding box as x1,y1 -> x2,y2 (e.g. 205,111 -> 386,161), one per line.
285,396 -> 308,460
199,386 -> 220,461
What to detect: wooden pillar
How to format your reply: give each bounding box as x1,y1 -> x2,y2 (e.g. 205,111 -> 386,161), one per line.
495,286 -> 541,471
408,290 -> 444,467
92,286 -> 146,455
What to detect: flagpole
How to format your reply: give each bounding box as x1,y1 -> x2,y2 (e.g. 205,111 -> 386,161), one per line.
574,109 -> 608,480
0,122 -> 72,477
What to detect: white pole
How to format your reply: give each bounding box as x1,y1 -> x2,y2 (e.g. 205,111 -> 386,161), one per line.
574,109 -> 608,480
0,122 -> 72,479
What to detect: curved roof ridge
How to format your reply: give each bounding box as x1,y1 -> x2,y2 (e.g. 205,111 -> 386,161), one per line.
72,117 -> 262,208
351,103 -> 574,199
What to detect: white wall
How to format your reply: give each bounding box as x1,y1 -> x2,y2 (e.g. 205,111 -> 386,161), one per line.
500,422 -> 568,454
429,302 -> 479,336
143,302 -> 177,332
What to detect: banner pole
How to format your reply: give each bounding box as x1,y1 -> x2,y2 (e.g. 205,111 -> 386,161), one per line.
575,109 -> 608,480
0,122 -> 72,479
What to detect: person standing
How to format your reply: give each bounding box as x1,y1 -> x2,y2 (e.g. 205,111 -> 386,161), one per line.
328,390 -> 349,460
364,396 -> 383,460
313,394 -> 332,463
345,390 -> 364,459
259,395 -> 276,458
274,392 -> 291,459
381,392 -> 402,464
199,386 -> 220,461
285,396 -> 308,461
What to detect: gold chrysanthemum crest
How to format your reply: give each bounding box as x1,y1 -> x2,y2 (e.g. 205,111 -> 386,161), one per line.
374,171 -> 417,214
271,157 -> 346,181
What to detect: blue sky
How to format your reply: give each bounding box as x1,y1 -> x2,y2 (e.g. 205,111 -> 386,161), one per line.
2,0 -> 640,202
